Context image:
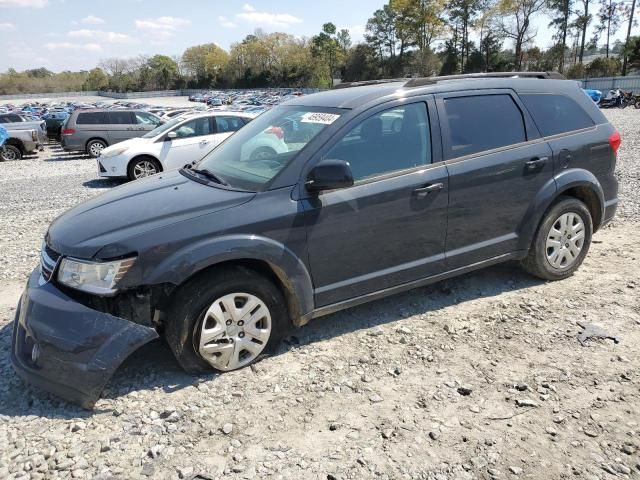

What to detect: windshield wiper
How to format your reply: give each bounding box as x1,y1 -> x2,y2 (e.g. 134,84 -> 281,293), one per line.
184,165 -> 229,186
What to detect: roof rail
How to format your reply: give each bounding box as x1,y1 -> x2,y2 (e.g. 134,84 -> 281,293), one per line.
404,71 -> 566,88
332,78 -> 405,90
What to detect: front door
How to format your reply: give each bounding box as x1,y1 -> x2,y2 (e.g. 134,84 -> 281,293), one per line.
107,111 -> 136,144
303,100 -> 450,307
161,117 -> 217,171
435,91 -> 554,268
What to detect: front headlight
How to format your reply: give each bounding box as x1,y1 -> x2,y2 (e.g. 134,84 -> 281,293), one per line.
101,146 -> 128,158
57,257 -> 136,295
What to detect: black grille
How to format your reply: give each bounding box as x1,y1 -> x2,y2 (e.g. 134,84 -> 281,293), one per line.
41,244 -> 60,282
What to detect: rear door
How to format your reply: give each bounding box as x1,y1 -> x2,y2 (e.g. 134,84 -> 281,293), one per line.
107,111 -> 136,143
436,90 -> 554,269
159,116 -> 217,171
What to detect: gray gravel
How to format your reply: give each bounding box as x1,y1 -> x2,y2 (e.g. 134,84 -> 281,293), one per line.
0,110 -> 639,479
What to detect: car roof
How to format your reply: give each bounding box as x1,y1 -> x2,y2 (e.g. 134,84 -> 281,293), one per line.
285,76 -> 581,110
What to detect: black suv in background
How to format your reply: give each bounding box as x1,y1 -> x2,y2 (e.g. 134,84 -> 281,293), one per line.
12,73 -> 620,407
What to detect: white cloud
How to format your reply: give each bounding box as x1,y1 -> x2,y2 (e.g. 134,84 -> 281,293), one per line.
81,15 -> 105,25
67,29 -> 130,43
218,15 -> 236,28
0,22 -> 15,30
45,42 -> 102,52
0,0 -> 47,7
135,16 -> 190,32
236,3 -> 302,28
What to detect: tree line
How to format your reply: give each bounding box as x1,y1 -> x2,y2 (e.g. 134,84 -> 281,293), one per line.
2,0 -> 640,95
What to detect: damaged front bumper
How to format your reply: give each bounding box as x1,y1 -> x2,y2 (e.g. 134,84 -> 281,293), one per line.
11,268 -> 159,409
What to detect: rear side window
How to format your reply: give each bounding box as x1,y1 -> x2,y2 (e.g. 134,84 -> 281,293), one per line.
216,116 -> 245,133
76,112 -> 108,125
520,94 -> 594,137
135,112 -> 161,126
108,111 -> 134,125
441,94 -> 526,159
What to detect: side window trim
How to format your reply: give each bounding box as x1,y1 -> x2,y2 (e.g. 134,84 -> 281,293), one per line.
298,96 -> 440,194
436,90 -> 536,161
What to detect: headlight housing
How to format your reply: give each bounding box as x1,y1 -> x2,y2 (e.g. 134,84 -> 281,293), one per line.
57,257 -> 136,295
100,146 -> 128,158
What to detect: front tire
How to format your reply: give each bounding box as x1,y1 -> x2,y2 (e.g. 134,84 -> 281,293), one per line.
164,266 -> 289,374
127,157 -> 161,181
521,197 -> 593,281
1,145 -> 22,161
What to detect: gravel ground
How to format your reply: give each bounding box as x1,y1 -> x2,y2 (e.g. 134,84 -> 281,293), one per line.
0,109 -> 638,480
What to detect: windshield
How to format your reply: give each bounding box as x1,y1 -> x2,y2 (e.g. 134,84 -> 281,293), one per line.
193,106 -> 343,191
142,116 -> 183,139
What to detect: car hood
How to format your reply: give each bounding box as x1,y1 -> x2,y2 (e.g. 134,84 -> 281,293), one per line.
46,169 -> 255,259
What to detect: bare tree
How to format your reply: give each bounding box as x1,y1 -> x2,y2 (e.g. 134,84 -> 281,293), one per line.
498,0 -> 547,69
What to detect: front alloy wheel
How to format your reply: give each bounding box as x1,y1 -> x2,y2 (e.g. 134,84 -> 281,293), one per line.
198,293 -> 272,371
132,160 -> 158,179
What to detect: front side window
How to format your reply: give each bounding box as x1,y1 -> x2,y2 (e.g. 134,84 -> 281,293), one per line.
520,94 -> 594,137
173,117 -> 213,139
441,94 -> 526,159
195,106 -> 343,191
324,103 -> 431,181
135,111 -> 161,126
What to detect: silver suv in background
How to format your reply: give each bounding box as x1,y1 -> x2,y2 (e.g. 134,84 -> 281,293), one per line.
61,109 -> 162,158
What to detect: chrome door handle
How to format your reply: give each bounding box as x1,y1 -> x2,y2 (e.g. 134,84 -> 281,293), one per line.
413,182 -> 444,197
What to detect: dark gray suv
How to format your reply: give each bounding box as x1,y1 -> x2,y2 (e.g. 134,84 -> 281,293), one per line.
12,73 -> 620,407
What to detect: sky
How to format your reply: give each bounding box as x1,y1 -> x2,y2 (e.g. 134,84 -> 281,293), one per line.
0,0 -> 631,73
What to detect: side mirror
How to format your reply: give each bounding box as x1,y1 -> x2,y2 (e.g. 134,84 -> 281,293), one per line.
166,131 -> 177,141
306,159 -> 354,193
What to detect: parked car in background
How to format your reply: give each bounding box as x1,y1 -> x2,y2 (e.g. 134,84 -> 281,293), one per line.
42,111 -> 70,141
1,128 -> 40,160
98,111 -> 252,180
0,114 -> 47,146
61,109 -> 162,158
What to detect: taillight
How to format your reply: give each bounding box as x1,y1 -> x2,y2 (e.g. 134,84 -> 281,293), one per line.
265,126 -> 284,139
62,128 -> 76,136
609,130 -> 621,155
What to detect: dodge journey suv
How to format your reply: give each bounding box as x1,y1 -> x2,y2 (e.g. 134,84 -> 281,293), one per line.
12,73 -> 619,407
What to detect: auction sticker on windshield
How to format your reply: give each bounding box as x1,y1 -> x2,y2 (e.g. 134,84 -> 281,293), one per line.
300,112 -> 341,125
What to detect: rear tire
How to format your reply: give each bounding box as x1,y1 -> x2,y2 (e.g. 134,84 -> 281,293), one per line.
1,145 -> 22,161
521,197 -> 593,281
86,139 -> 107,158
164,266 -> 290,374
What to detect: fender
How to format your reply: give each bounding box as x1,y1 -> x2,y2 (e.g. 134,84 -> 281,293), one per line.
143,234 -> 315,325
517,168 -> 604,251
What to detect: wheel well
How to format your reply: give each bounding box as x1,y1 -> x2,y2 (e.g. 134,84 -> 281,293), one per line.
5,139 -> 24,153
85,137 -> 108,151
559,186 -> 603,231
166,259 -> 300,324
128,155 -> 162,173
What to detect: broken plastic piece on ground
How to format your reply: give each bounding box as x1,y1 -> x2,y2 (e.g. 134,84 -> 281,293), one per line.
577,321 -> 620,346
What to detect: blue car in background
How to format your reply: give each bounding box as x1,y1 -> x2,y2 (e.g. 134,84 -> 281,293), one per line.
583,88 -> 602,103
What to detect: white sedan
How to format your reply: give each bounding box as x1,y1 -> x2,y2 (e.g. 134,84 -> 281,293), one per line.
97,112 -> 255,181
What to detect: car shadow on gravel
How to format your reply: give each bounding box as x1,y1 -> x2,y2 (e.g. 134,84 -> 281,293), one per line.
82,178 -> 125,189
44,153 -> 91,162
0,261 -> 542,419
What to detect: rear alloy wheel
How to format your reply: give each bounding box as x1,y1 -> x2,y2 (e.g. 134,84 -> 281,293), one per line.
128,157 -> 161,181
521,197 -> 593,281
1,145 -> 22,161
87,139 -> 107,158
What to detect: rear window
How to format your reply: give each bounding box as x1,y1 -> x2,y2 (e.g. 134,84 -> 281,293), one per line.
441,94 -> 526,159
520,94 -> 594,137
76,112 -> 108,125
108,111 -> 134,124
